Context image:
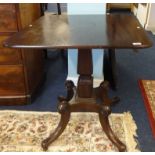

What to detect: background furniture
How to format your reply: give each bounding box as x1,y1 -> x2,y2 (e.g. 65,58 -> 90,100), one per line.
40,3 -> 67,59
40,3 -> 48,14
132,3 -> 155,34
47,3 -> 67,13
107,3 -> 133,12
0,4 -> 44,105
107,3 -> 155,34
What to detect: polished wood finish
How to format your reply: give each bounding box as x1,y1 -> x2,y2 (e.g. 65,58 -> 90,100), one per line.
4,14 -> 152,92
77,49 -> 93,98
104,49 -> 117,90
42,79 -> 126,152
42,100 -> 71,151
0,36 -> 22,65
17,4 -> 41,28
107,3 -> 133,11
0,4 -> 44,105
22,49 -> 44,98
4,14 -> 152,49
0,4 -> 18,32
108,49 -> 117,90
0,65 -> 25,95
42,48 -> 126,151
5,14 -> 152,151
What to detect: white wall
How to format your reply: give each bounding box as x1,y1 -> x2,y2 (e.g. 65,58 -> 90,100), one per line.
135,3 -> 155,34
136,4 -> 149,27
67,3 -> 106,14
146,3 -> 155,33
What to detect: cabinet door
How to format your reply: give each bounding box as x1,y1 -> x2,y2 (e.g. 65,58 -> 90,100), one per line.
0,35 -> 22,65
0,4 -> 18,32
0,65 -> 25,96
18,4 -> 41,28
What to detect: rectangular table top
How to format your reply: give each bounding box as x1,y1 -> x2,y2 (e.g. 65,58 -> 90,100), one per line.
4,13 -> 152,49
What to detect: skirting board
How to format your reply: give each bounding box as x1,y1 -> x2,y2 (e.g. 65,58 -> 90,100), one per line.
145,26 -> 155,35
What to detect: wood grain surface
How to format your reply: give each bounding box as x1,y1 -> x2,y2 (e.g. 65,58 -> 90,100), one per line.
4,14 -> 152,49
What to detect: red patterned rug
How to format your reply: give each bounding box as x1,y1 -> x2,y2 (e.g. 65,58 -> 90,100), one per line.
139,80 -> 155,138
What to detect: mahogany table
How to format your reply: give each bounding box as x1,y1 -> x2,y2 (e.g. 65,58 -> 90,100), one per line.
4,14 -> 152,152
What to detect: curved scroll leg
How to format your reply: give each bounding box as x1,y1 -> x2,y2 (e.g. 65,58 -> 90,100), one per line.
99,106 -> 126,152
99,81 -> 120,106
42,80 -> 74,151
97,81 -> 126,151
41,101 -> 70,151
58,80 -> 75,102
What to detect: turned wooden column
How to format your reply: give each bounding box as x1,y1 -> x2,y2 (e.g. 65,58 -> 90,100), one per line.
77,49 -> 93,98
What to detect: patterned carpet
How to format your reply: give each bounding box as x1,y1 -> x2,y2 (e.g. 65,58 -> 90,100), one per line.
0,111 -> 139,152
139,80 -> 155,138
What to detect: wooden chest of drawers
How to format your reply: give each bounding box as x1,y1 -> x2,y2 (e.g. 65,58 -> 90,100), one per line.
0,4 -> 44,105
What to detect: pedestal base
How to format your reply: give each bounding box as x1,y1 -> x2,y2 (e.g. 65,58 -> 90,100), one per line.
77,75 -> 93,98
41,80 -> 126,152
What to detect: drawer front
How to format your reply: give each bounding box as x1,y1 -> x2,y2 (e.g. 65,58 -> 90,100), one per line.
0,4 -> 18,32
0,36 -> 22,64
0,65 -> 26,96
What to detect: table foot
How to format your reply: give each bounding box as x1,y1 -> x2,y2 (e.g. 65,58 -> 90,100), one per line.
98,81 -> 126,151
42,101 -> 70,151
41,80 -> 74,151
99,106 -> 126,152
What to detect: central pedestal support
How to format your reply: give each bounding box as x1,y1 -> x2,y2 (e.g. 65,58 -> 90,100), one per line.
41,49 -> 126,152
77,49 -> 93,98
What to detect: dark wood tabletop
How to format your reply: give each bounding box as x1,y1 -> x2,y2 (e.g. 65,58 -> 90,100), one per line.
4,13 -> 152,49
